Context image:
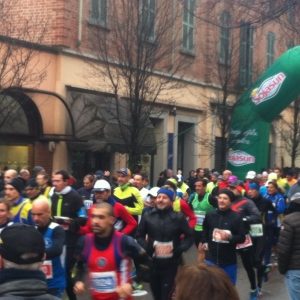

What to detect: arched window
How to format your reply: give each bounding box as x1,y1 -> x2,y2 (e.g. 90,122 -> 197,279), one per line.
0,92 -> 42,137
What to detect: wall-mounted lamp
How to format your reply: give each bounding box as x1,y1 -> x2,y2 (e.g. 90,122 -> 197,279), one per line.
169,106 -> 176,116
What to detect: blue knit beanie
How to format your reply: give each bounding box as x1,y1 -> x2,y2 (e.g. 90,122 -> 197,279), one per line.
249,182 -> 260,191
157,188 -> 175,202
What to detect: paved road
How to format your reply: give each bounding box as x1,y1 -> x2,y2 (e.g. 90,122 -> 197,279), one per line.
76,246 -> 288,300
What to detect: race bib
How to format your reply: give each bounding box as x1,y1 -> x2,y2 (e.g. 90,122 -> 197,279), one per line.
236,234 -> 253,249
41,260 -> 53,279
90,271 -> 117,293
153,241 -> 173,258
114,219 -> 123,231
250,224 -> 263,237
84,200 -> 93,209
196,215 -> 205,226
212,228 -> 230,243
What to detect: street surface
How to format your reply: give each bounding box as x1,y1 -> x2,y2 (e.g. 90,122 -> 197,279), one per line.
76,246 -> 288,300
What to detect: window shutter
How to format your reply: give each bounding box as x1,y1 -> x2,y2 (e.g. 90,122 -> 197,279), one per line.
248,26 -> 254,86
239,23 -> 247,86
220,12 -> 230,63
100,0 -> 107,25
91,0 -> 99,22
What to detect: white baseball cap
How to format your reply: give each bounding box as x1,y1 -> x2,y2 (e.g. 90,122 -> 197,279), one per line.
246,171 -> 256,179
148,187 -> 160,197
92,179 -> 111,192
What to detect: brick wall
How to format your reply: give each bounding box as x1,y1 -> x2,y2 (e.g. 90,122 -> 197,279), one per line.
5,0 -> 299,88
7,0 -> 79,48
33,142 -> 53,174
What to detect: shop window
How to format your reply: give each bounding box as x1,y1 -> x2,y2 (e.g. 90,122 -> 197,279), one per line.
0,143 -> 33,172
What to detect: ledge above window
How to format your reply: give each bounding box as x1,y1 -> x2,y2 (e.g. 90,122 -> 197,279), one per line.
180,48 -> 196,57
89,19 -> 110,31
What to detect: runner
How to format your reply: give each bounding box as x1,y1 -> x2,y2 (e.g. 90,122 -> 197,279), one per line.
165,178 -> 196,229
112,168 -> 144,225
136,186 -> 194,300
188,179 -> 218,247
51,170 -> 86,300
77,179 -> 137,236
202,189 -> 245,285
32,199 -> 66,298
263,181 -> 285,265
229,180 -> 262,300
77,174 -> 96,207
5,178 -> 34,225
73,202 -> 151,300
248,182 -> 278,297
0,198 -> 13,233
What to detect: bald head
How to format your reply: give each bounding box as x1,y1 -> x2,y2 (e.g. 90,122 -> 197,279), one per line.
95,202 -> 114,217
4,169 -> 17,184
31,199 -> 51,227
20,169 -> 30,181
222,170 -> 232,181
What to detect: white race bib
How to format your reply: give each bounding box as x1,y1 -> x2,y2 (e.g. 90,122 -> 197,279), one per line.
212,228 -> 230,243
41,260 -> 53,279
196,215 -> 205,226
250,224 -> 263,237
84,200 -> 93,209
153,241 -> 173,258
90,271 -> 117,293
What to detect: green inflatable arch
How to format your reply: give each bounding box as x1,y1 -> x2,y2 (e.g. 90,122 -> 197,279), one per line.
228,46 -> 300,179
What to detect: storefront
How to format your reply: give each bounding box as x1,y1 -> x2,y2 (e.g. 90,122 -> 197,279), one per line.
0,91 -> 42,172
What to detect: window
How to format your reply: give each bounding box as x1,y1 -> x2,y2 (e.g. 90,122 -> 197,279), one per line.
90,0 -> 107,26
142,0 -> 156,40
266,32 -> 275,68
182,0 -> 195,52
288,41 -> 295,50
288,0 -> 296,24
239,22 -> 254,87
214,137 -> 227,171
219,11 -> 231,64
268,0 -> 275,13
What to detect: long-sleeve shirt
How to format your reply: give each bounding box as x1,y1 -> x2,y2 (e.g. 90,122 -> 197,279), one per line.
78,197 -> 137,235
263,192 -> 285,227
136,207 -> 194,266
113,186 -> 144,222
202,208 -> 246,265
37,221 -> 66,260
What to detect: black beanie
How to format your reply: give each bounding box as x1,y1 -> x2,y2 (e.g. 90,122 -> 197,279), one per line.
25,178 -> 39,189
219,188 -> 235,202
7,178 -> 23,194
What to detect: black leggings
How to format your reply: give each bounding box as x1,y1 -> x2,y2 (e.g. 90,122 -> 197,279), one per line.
66,248 -> 77,300
194,230 -> 203,248
239,246 -> 256,290
149,264 -> 178,300
252,237 -> 267,289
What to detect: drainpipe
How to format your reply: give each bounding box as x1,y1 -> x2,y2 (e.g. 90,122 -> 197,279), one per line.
170,0 -> 176,70
76,0 -> 83,47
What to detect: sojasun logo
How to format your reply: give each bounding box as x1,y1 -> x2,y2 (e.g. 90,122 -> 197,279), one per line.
228,150 -> 255,167
251,72 -> 286,105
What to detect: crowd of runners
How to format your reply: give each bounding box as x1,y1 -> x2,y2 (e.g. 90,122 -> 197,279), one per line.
0,166 -> 299,300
